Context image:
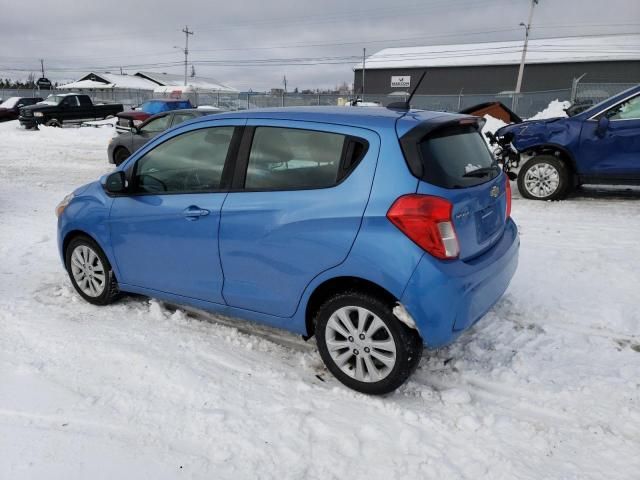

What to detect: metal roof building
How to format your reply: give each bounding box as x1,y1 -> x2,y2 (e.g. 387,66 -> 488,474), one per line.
353,35 -> 640,95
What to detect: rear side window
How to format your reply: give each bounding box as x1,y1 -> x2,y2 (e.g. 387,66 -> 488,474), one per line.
244,127 -> 348,190
418,125 -> 499,188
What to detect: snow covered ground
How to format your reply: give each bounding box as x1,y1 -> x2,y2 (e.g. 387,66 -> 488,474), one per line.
1,120 -> 639,480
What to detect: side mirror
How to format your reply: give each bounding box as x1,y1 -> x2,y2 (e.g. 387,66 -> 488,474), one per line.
596,116 -> 609,137
104,171 -> 127,194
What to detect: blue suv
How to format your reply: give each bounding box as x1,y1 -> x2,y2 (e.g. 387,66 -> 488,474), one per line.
56,107 -> 519,394
492,85 -> 640,200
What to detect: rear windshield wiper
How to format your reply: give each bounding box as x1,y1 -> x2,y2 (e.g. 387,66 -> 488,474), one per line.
462,165 -> 501,178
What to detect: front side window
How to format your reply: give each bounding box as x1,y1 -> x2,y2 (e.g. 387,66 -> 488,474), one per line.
140,115 -> 171,133
134,127 -> 235,194
245,127 -> 346,190
606,95 -> 640,121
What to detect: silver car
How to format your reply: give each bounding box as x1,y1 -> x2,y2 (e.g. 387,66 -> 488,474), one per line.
107,108 -> 221,165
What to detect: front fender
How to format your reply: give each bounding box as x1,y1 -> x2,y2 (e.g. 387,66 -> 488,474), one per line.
57,181 -> 116,274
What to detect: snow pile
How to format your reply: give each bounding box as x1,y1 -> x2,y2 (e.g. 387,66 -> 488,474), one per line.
528,99 -> 571,120
1,120 -> 640,479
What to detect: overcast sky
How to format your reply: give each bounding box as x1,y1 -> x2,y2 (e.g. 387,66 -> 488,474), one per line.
0,0 -> 637,91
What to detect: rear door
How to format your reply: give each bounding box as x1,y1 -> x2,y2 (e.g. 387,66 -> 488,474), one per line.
218,120 -> 379,317
413,123 -> 508,260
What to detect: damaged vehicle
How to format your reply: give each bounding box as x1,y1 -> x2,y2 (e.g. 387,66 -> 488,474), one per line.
487,85 -> 640,200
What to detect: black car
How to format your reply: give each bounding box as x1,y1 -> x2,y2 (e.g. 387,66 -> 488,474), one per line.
107,108 -> 222,165
19,93 -> 123,128
0,96 -> 43,122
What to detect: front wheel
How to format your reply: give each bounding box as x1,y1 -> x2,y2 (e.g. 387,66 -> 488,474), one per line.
315,292 -> 423,395
45,118 -> 62,127
65,236 -> 120,305
517,155 -> 571,200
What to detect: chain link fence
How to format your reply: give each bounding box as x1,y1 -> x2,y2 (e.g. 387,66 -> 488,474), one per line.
1,82 -> 635,120
572,82 -> 637,106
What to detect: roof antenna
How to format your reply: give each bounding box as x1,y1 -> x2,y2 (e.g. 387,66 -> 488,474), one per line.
387,70 -> 427,111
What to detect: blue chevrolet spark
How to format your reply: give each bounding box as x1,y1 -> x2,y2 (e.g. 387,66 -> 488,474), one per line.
56,107 -> 519,394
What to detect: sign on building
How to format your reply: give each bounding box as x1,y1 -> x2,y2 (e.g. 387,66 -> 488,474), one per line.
390,76 -> 411,88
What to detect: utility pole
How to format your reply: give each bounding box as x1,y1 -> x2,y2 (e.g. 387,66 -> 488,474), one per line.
361,47 -> 366,101
181,26 -> 194,86
513,0 -> 539,110
283,75 -> 287,93
40,59 -> 45,78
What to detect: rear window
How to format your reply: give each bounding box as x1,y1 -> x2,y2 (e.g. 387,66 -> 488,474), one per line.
419,125 -> 499,188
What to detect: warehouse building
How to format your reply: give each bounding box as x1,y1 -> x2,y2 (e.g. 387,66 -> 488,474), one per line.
353,34 -> 640,95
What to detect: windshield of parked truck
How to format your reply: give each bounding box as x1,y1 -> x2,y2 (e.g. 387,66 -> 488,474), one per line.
0,97 -> 20,108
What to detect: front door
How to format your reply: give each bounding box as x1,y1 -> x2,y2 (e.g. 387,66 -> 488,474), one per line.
109,122 -> 241,304
219,120 -> 380,317
579,93 -> 640,177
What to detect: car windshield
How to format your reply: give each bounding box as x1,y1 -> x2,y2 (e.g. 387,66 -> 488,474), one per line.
40,95 -> 67,105
580,86 -> 640,117
0,97 -> 20,108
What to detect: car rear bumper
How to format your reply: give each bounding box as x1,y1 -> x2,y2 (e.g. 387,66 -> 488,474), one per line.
400,218 -> 519,348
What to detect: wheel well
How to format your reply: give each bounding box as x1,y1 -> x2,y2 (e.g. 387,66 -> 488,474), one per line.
522,145 -> 576,174
62,230 -> 95,261
304,276 -> 397,339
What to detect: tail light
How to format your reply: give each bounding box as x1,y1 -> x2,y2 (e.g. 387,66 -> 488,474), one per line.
505,174 -> 512,219
387,195 -> 459,259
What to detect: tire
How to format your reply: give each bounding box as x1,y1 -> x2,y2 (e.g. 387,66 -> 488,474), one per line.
517,155 -> 571,200
113,147 -> 131,166
65,235 -> 120,306
45,118 -> 61,127
315,291 -> 423,395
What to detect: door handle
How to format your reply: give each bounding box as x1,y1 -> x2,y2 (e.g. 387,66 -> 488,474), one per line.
183,206 -> 210,220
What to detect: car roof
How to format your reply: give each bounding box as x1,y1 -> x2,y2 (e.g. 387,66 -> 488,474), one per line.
185,106 -> 464,133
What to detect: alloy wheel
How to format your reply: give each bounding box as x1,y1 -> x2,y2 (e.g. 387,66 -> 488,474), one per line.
70,245 -> 106,297
324,306 -> 397,383
523,162 -> 560,198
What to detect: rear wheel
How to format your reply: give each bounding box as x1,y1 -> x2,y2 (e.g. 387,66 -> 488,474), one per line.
517,155 -> 571,200
315,291 -> 423,395
113,147 -> 131,166
65,236 -> 120,306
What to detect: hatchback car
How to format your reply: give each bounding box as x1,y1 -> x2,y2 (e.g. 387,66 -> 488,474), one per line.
57,107 -> 519,394
108,108 -> 220,165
